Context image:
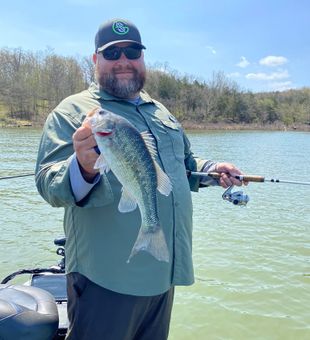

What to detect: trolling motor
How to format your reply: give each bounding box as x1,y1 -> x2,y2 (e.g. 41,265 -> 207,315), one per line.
222,185 -> 249,206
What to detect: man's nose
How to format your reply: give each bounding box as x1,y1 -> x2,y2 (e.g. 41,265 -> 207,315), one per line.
118,51 -> 130,61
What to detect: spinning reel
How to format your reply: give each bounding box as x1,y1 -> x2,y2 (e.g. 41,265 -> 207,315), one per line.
222,185 -> 249,206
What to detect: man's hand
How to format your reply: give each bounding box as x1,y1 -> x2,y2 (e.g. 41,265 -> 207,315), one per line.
214,162 -> 247,188
72,120 -> 99,182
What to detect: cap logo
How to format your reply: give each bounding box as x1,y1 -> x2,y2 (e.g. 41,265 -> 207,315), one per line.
112,21 -> 129,35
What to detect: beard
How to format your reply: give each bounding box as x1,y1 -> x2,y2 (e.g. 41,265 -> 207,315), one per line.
95,65 -> 146,99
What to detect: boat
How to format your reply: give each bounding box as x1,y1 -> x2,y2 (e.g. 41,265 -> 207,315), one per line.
0,237 -> 68,339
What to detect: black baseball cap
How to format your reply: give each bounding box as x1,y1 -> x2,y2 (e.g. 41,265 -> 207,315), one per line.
95,19 -> 146,52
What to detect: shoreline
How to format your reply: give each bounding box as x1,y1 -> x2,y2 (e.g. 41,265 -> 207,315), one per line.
181,121 -> 310,132
1,120 -> 310,132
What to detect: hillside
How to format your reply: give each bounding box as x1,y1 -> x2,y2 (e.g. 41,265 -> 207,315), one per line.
1,47 -> 309,130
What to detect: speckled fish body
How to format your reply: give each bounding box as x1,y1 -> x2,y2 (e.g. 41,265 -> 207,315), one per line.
88,108 -> 172,263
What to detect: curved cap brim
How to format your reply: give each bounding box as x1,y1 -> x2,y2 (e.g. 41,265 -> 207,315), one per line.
97,40 -> 146,52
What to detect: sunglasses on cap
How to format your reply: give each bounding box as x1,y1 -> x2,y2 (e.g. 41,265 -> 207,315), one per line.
100,45 -> 142,61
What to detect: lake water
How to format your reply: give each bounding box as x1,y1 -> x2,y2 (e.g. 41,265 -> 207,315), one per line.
0,128 -> 309,339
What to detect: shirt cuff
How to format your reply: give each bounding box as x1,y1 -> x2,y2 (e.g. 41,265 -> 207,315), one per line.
69,154 -> 100,202
200,161 -> 219,186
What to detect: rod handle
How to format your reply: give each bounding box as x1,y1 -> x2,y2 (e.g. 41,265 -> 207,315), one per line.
208,172 -> 265,182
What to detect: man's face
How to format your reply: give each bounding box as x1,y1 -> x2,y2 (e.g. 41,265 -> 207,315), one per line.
93,42 -> 146,99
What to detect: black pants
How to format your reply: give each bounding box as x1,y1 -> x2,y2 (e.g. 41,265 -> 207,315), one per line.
66,273 -> 175,340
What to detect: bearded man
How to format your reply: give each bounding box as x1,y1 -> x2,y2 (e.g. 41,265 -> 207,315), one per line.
35,18 -> 244,340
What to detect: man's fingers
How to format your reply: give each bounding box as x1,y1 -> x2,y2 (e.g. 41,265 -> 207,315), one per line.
219,173 -> 232,188
73,124 -> 97,153
73,125 -> 92,142
74,134 -> 97,152
218,172 -> 243,188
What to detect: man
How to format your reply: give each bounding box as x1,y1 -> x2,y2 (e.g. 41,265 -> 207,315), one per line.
35,18 -> 244,340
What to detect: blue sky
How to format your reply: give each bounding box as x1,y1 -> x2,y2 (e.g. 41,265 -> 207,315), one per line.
1,0 -> 309,93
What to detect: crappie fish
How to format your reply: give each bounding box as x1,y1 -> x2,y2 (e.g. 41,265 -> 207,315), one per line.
87,108 -> 172,263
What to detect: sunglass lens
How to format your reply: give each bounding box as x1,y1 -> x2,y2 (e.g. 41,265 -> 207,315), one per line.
123,47 -> 142,59
102,47 -> 121,60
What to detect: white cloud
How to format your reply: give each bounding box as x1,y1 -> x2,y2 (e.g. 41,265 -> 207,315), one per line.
268,81 -> 293,92
246,70 -> 289,81
206,45 -> 216,54
259,56 -> 288,67
236,56 -> 250,68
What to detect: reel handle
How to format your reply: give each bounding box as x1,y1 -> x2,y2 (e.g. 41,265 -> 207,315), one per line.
208,172 -> 265,182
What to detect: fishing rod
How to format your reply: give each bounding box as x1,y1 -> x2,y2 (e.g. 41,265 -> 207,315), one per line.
190,171 -> 310,186
187,171 -> 310,207
0,173 -> 34,180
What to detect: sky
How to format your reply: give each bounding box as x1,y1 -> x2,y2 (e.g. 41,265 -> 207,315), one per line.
1,0 -> 309,93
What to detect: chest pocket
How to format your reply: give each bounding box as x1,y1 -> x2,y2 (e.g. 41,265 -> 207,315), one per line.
154,108 -> 185,164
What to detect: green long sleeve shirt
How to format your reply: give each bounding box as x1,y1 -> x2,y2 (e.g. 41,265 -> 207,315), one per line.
35,82 -> 211,296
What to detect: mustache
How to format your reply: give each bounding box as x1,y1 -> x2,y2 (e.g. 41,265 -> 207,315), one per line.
112,65 -> 136,73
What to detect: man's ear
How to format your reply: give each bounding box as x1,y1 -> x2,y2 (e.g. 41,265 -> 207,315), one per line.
92,53 -> 97,64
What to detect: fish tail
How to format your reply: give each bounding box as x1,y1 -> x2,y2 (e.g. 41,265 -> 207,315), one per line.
127,226 -> 169,263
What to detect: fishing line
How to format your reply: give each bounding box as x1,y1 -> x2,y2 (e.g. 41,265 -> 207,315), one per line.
0,173 -> 34,180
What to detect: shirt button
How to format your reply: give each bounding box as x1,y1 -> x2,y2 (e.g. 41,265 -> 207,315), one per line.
174,202 -> 179,207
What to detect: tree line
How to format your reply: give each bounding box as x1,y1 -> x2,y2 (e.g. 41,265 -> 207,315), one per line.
1,47 -> 309,127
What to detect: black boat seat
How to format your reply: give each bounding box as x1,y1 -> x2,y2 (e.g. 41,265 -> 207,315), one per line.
0,284 -> 58,340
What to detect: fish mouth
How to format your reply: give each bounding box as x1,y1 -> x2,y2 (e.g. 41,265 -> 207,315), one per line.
96,130 -> 113,137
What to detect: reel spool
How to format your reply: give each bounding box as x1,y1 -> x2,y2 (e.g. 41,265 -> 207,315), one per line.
222,185 -> 249,206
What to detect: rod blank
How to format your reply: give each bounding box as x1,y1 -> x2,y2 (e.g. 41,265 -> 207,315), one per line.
264,178 -> 310,186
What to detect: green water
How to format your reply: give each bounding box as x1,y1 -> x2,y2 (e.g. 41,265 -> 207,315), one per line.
0,128 -> 309,339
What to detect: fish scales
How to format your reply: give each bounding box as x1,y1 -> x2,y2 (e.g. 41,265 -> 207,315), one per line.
108,123 -> 159,230
88,108 -> 172,262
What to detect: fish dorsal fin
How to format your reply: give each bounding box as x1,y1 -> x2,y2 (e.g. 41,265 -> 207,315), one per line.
118,187 -> 138,213
140,131 -> 172,196
94,154 -> 110,174
154,162 -> 172,196
141,131 -> 157,159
